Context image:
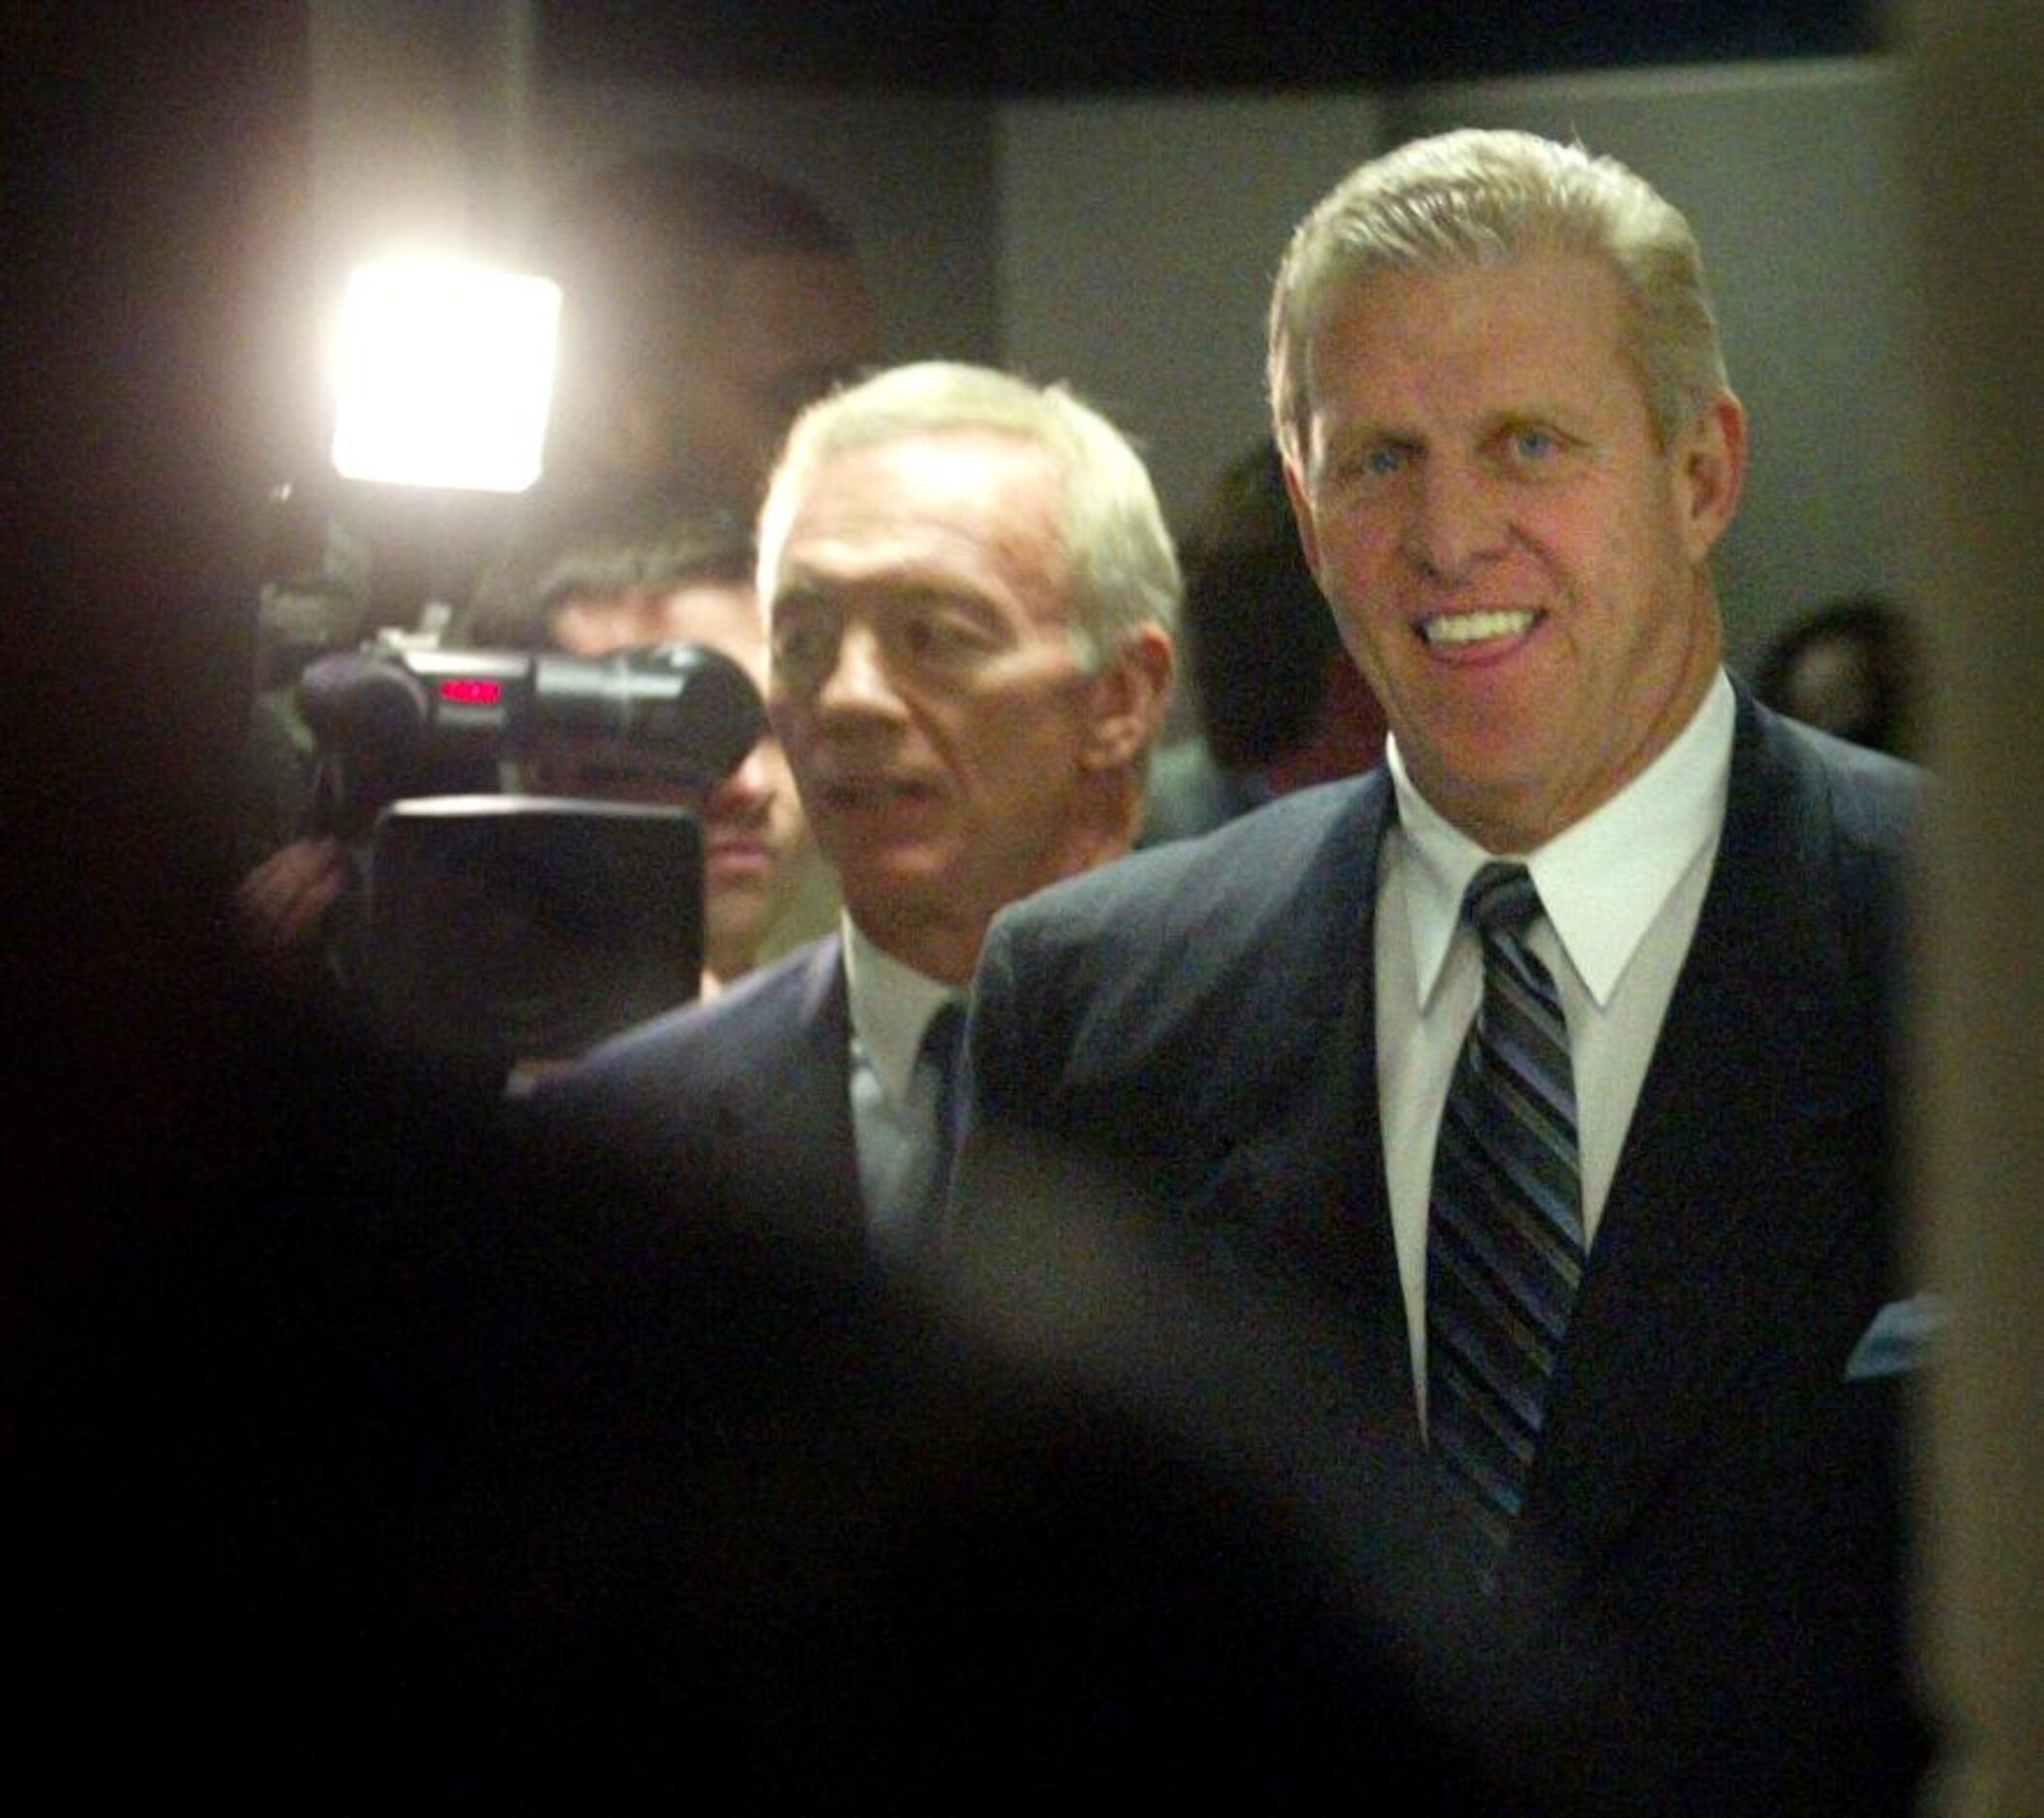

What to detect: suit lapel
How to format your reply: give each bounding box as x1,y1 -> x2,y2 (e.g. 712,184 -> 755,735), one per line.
714,936 -> 865,1240
1185,778 -> 1414,1423
1514,698 -> 1881,1585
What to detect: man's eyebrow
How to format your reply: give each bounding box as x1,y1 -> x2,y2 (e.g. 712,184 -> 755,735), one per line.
768,579 -> 834,614
1481,401 -> 1574,429
1320,420 -> 1417,457
775,576 -> 990,615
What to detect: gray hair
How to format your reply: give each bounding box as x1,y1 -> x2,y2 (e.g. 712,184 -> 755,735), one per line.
758,360 -> 1180,667
1269,129 -> 1728,463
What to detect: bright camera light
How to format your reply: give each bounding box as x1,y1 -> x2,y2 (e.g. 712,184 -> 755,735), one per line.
329,258 -> 560,493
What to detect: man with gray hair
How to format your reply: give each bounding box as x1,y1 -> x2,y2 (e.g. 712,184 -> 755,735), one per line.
959,132 -> 1929,1812
528,361 -> 1176,1260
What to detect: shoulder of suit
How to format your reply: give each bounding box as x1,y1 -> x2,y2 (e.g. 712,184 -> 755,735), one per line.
1738,702 -> 1923,1003
550,935 -> 841,1094
998,774 -> 1383,954
1754,700 -> 1924,854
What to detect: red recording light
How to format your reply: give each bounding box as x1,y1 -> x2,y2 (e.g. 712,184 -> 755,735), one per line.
439,677 -> 504,706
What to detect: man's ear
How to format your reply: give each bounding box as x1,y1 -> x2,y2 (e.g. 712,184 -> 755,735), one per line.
1081,624 -> 1176,772
1676,391 -> 1748,563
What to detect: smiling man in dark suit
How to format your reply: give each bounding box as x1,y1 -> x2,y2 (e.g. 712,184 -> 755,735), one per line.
527,361 -> 1176,1259
959,131 -> 1933,1814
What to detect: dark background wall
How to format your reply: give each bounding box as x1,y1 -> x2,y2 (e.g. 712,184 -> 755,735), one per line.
533,0 -> 1879,91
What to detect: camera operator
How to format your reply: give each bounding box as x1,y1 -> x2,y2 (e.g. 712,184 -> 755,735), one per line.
235,519 -> 820,1051
474,518 -> 832,997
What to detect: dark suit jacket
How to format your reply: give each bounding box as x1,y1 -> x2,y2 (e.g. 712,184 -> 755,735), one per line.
524,933 -> 867,1246
965,688 -> 1933,1815
495,933 -> 1497,1806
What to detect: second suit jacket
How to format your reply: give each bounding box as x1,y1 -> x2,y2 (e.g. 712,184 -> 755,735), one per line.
524,934 -> 867,1246
963,688 -> 1931,1816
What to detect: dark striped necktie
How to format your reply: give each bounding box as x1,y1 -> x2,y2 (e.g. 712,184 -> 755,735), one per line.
1426,862 -> 1583,1569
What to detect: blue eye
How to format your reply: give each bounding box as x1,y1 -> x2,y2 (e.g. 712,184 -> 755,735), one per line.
1511,427 -> 1560,462
1327,443 -> 1405,484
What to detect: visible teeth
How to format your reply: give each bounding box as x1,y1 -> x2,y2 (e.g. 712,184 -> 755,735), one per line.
1423,610 -> 1535,647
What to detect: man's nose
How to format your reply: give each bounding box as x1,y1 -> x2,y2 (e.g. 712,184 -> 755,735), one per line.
1402,460 -> 1509,582
814,621 -> 906,720
707,740 -> 775,811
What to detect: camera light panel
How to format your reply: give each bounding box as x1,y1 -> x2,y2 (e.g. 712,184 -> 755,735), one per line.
329,258 -> 560,493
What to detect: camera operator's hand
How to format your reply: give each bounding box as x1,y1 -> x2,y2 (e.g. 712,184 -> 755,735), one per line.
235,836 -> 351,985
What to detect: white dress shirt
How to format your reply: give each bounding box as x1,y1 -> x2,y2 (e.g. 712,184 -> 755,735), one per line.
842,913 -> 963,1248
1375,671 -> 1737,1423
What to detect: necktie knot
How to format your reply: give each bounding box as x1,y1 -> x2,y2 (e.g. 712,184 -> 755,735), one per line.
1463,861 -> 1542,939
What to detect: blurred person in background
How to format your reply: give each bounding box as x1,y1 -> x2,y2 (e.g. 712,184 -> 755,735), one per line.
472,148 -> 880,628
1145,438 -> 1388,844
1753,591 -> 1917,760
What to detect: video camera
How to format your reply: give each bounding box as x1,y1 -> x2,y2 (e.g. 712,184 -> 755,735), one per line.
297,640 -> 766,836
296,640 -> 767,1075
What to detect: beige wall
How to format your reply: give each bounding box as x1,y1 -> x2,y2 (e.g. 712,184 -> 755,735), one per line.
1902,4 -> 2044,1811
995,92 -> 1388,536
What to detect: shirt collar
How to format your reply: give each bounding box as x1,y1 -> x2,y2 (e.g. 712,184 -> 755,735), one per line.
1390,668 -> 1735,1010
841,912 -> 962,1105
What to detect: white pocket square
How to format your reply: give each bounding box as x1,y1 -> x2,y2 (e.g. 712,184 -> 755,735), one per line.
1845,1293 -> 1946,1381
